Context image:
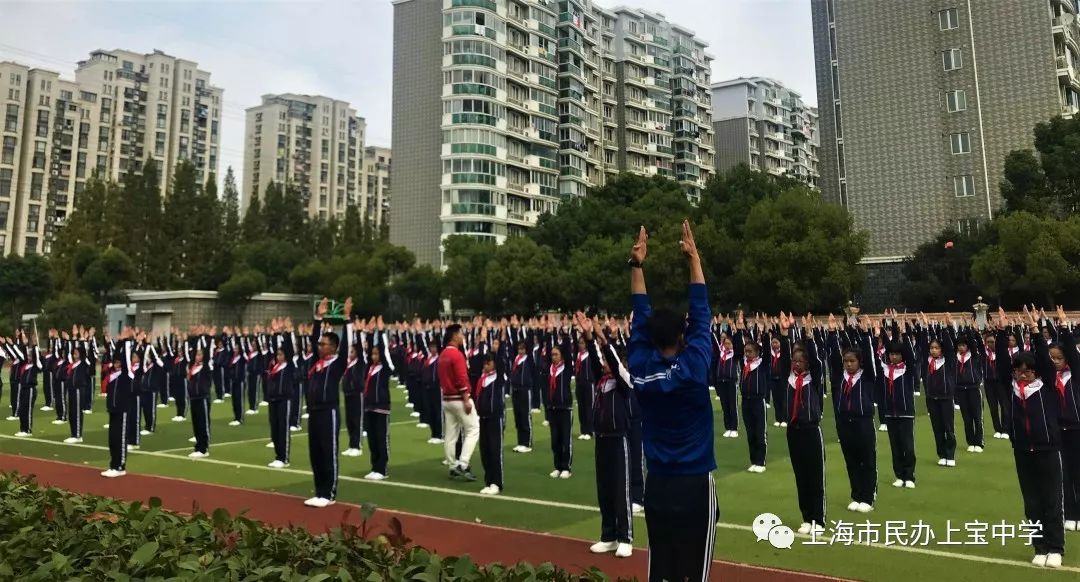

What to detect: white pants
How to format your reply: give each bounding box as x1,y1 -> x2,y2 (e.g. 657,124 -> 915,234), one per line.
443,400 -> 480,469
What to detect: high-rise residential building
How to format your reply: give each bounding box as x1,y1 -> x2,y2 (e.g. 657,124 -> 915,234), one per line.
391,0 -> 713,268
363,146 -> 392,228
3,49 -> 223,256
811,0 -> 1080,306
711,77 -> 820,187
242,94 -> 366,221
75,49 -> 224,194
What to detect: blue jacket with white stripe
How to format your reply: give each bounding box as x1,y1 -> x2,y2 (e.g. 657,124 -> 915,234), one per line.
628,283 -> 716,476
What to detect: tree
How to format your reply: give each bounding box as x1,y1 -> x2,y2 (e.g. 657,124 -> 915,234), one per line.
39,293 -> 103,331
729,189 -> 868,312
391,265 -> 443,319
558,236 -> 631,313
218,269 -> 267,325
221,167 -> 241,241
442,235 -> 497,313
1000,150 -> 1053,215
161,160 -> 201,286
485,238 -> 559,315
80,246 -> 136,303
899,229 -> 993,311
0,254 -> 53,323
241,192 -> 266,241
970,212 -> 1080,306
1000,116 -> 1080,216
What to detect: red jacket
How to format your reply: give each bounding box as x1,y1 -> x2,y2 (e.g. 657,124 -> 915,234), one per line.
438,345 -> 470,400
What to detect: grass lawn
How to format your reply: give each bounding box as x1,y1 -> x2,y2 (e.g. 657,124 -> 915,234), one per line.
1,383 -> 1077,582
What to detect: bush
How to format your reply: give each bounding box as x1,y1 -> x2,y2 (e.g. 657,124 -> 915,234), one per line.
39,293 -> 103,331
0,473 -> 615,581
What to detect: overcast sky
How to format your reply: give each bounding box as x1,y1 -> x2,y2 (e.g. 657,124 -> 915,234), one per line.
0,0 -> 814,189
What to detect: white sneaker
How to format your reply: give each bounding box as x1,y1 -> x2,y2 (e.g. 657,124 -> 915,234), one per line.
953,404 -> 960,410
245,410 -> 257,416
310,497 -> 335,508
265,441 -> 275,448
479,485 -> 493,495
729,431 -> 739,438
416,423 -> 430,429
410,411 -> 420,418
549,470 -> 560,478
157,403 -> 167,409
542,420 -> 550,427
4,416 -> 16,421
780,422 -> 788,428
892,479 -> 904,488
188,451 -> 208,458
268,460 -> 286,469
486,484 -> 501,495
1065,520 -> 1078,531
857,503 -> 873,513
140,430 -> 151,436
405,402 -> 414,409
303,497 -> 321,507
302,413 -> 310,419
364,472 -> 387,481
1002,433 -> 1010,440
51,419 -> 66,425
13,432 -> 29,437
559,470 -> 571,479
632,503 -> 645,514
773,421 -> 781,427
878,424 -> 888,432
914,392 -> 921,396
172,416 -> 186,422
189,437 -> 197,443
289,426 -> 301,432
223,393 -> 231,398
100,469 -> 126,478
810,523 -> 825,535
756,465 -> 767,473
721,430 -> 731,438
40,406 -> 53,412
1032,554 -> 1048,567
747,465 -> 757,473
343,448 -> 362,457
260,401 -> 269,407
904,480 -> 916,489
945,459 -> 956,467
615,543 -> 633,558
531,408 -> 541,414
103,424 -> 109,429
992,432 -> 1001,439
973,446 -> 983,453
966,446 -> 976,453
797,523 -> 811,535
715,395 -> 721,401
937,458 -> 947,466
63,437 -> 81,444
228,420 -> 241,427
362,431 -> 367,437
428,438 -> 445,444
847,501 -> 859,511
213,399 -> 224,404
168,397 -> 176,403
127,445 -> 140,451
1045,553 -> 1062,568
590,541 -> 618,553
578,434 -> 592,440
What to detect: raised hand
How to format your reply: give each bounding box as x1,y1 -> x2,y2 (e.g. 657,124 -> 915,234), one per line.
343,297 -> 353,319
630,225 -> 648,264
678,219 -> 698,258
316,297 -> 329,319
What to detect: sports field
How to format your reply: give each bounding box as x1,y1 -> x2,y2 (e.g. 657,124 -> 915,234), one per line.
0,383 -> 1076,582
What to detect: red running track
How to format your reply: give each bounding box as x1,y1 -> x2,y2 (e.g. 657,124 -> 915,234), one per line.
0,453 -> 848,582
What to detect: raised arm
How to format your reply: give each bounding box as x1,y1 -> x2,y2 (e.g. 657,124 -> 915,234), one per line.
629,225 -> 647,296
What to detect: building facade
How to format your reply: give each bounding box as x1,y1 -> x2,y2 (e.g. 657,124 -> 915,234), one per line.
243,94 -> 366,221
811,0 -> 1080,306
1,49 -> 221,256
391,0 -> 713,268
363,146 -> 391,229
711,77 -> 819,187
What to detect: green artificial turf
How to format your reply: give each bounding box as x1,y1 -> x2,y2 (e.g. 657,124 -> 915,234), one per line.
1,383 -> 1077,582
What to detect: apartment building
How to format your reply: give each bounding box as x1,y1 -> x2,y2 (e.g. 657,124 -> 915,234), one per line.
711,76 -> 820,187
391,0 -> 714,268
363,145 -> 391,228
243,94 -> 366,221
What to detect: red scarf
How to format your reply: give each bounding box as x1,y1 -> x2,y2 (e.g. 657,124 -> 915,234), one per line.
742,357 -> 759,380
594,374 -> 614,416
549,362 -> 564,399
269,362 -> 286,377
843,372 -> 856,411
985,348 -> 995,365
720,348 -> 733,363
1016,380 -> 1033,435
1057,369 -> 1071,403
575,352 -> 587,375
66,362 -> 77,377
187,364 -> 202,380
512,354 -> 527,374
364,364 -> 381,396
957,352 -> 969,376
771,349 -> 781,371
928,357 -> 939,375
476,371 -> 496,397
886,363 -> 905,398
790,371 -> 808,423
308,355 -> 336,379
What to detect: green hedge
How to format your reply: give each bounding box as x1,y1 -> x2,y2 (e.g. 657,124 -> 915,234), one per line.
0,473 -> 618,581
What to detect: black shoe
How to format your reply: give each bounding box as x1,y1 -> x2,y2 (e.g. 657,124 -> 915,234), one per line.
459,467 -> 477,482
448,466 -> 463,479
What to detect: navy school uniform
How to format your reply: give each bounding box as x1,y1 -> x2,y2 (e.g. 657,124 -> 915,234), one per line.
712,328 -> 741,432
954,336 -> 986,448
293,345 -> 313,429
920,326 -> 958,462
998,331 -> 1065,557
227,337 -> 247,423
46,346 -> 65,421
265,333 -> 298,465
342,338 -> 366,452
185,339 -> 214,455
10,342 -> 42,435
827,329 -> 878,505
531,339 -> 548,417
364,332 -> 395,476
306,319 -> 352,500
105,342 -> 135,472
127,364 -> 145,447
63,357 -> 91,439
140,345 -> 166,434
878,324 -> 918,483
588,338 -> 634,545
166,340 -> 187,419
782,334 -> 827,527
766,335 -> 788,423
476,368 -> 506,490
541,335 -> 574,473
573,337 -> 595,437
738,333 -> 771,467
509,346 -> 534,448
1055,327 -> 1080,523
421,342 -> 444,440
406,342 -> 424,416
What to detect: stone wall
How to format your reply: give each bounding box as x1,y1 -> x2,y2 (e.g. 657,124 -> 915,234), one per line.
124,290 -> 315,332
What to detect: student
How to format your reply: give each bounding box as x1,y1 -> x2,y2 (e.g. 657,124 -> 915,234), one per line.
712,326 -> 741,438
126,349 -> 144,451
766,332 -> 788,427
826,315 -> 877,512
264,325 -> 297,469
954,330 -> 986,453
475,352 -> 506,495
243,331 -> 264,417
292,328 -> 312,431
342,335 -> 366,458
9,330 -> 41,437
736,312 -> 770,473
165,332 -> 187,422
996,308 -> 1064,568
542,330 -> 575,479
626,221 -> 718,582
227,332 -> 246,426
577,312 -> 633,558
61,343 -> 90,444
574,335 -> 595,441
981,332 -> 1010,440
508,337 -> 534,452
102,331 -> 135,478
186,336 -> 214,459
919,316 -> 958,467
364,318 -> 394,481
1052,306 -> 1080,532
879,318 -> 918,489
140,336 -> 165,436
304,297 -> 354,508
420,331 -> 444,444
778,315 -> 826,534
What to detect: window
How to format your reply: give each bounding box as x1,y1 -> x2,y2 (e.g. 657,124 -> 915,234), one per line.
1,136 -> 14,164
946,90 -> 967,112
0,201 -> 6,225
950,132 -> 971,154
0,168 -> 11,196
953,175 -> 975,197
957,218 -> 981,237
939,8 -> 959,31
943,49 -> 962,71
23,236 -> 38,255
29,173 -> 43,200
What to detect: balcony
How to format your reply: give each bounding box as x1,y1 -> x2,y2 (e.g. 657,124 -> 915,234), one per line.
451,0 -> 496,10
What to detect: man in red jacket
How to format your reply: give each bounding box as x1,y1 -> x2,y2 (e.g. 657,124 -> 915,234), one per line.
439,324 -> 479,481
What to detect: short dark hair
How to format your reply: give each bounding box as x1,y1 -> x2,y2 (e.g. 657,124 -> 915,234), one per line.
647,308 -> 684,351
886,341 -> 905,355
444,324 -> 463,346
842,347 -> 863,363
1012,351 -> 1036,371
322,331 -> 340,350
484,353 -> 496,364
